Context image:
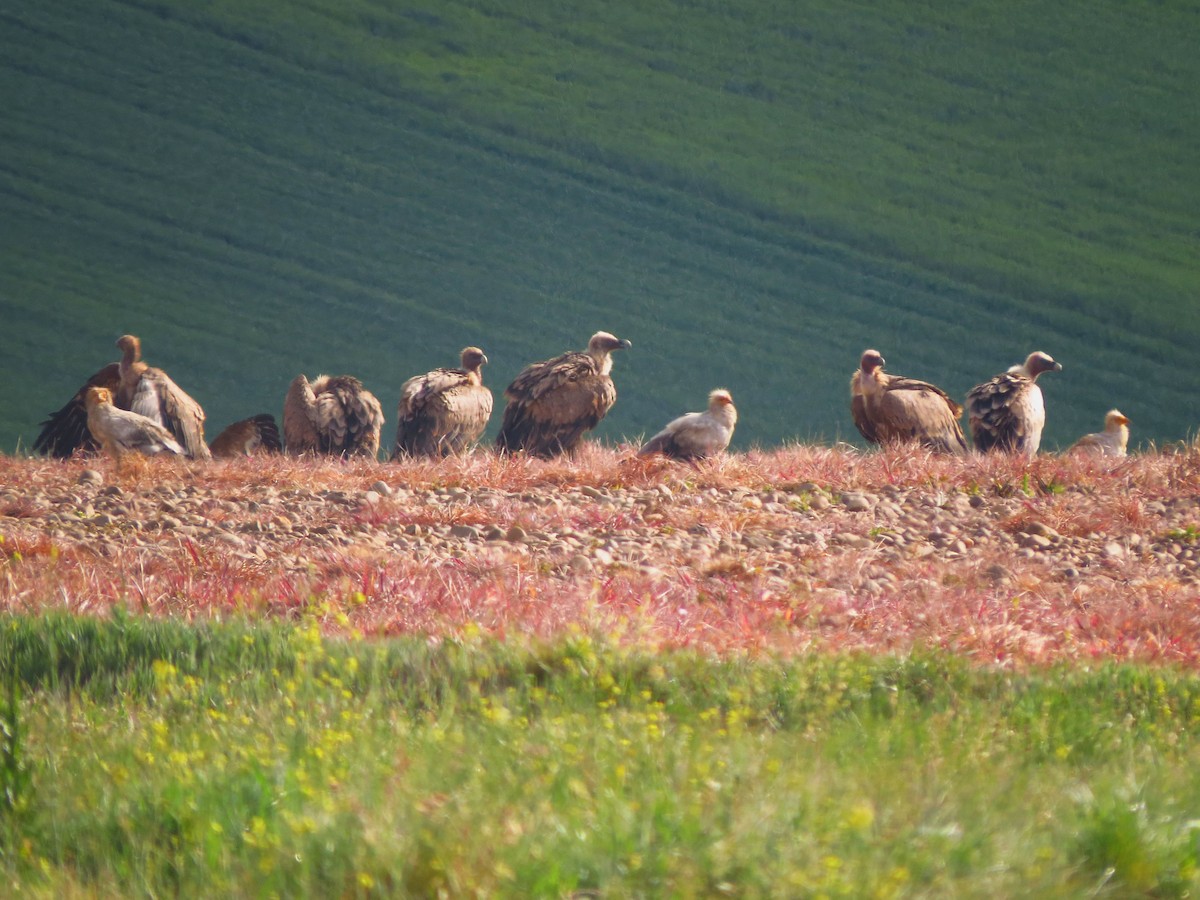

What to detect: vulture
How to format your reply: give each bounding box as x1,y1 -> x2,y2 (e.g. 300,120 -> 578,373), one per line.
639,389 -> 737,461
392,347 -> 493,459
850,350 -> 966,455
496,331 -> 632,459
33,363 -> 122,458
209,414 -> 283,458
115,334 -> 211,460
966,351 -> 1062,455
283,374 -> 384,459
1069,409 -> 1130,457
84,386 -> 185,463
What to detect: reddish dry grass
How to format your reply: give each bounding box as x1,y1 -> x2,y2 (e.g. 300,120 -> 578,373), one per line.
2,445 -> 1200,666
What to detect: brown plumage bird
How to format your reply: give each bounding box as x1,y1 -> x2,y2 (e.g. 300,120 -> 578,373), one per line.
639,389 -> 737,460
209,414 -> 283,458
850,350 -> 966,455
283,374 -> 384,458
115,334 -> 211,460
1069,409 -> 1130,457
966,351 -> 1062,455
496,332 -> 632,458
84,386 -> 185,463
34,363 -> 122,458
392,347 -> 493,459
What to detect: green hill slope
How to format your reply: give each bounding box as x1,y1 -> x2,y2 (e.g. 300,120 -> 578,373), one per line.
2,0 -> 1197,453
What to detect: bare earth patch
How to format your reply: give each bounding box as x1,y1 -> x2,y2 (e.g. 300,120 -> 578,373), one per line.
2,445 -> 1199,665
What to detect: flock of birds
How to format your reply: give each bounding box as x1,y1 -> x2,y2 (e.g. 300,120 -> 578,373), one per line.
31,332 -> 1130,468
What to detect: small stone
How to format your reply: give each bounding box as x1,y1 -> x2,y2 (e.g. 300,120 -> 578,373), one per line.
593,547 -> 614,566
483,525 -> 506,541
568,554 -> 593,575
985,563 -> 1013,584
581,486 -> 604,499
362,491 -> 382,506
1019,534 -> 1053,551
505,525 -> 528,543
841,492 -> 872,512
1103,542 -> 1126,560
78,470 -> 104,486
450,524 -> 479,540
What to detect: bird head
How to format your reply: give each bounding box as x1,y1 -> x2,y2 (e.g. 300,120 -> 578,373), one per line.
859,349 -> 886,373
589,332 -> 632,354
460,347 -> 488,370
1023,351 -> 1062,378
85,386 -> 114,409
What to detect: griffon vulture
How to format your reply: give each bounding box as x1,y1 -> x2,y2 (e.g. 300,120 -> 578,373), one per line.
392,347 -> 492,458
496,331 -> 632,458
966,351 -> 1062,455
34,363 -> 122,458
639,389 -> 737,460
115,334 -> 211,460
1069,409 -> 1130,457
84,386 -> 185,463
850,350 -> 966,454
283,374 -> 384,459
209,414 -> 283,458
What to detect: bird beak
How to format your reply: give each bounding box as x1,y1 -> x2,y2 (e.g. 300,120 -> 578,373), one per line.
1052,362 -> 1063,372
481,355 -> 489,366
617,339 -> 632,350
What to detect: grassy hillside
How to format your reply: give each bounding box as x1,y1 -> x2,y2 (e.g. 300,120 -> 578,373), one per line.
2,0 -> 1197,453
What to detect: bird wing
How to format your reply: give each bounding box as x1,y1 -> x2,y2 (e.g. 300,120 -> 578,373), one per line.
395,370 -> 492,457
967,374 -> 1037,453
130,368 -> 210,459
498,353 -> 615,456
311,376 -> 384,458
95,405 -> 185,456
34,363 -> 122,458
210,414 -> 283,457
875,378 -> 966,454
640,412 -> 729,459
283,376 -> 321,454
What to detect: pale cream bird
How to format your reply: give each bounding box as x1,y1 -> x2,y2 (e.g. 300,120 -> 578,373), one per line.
284,374 -> 384,459
1069,409 -> 1130,457
850,350 -> 966,454
639,389 -> 737,460
392,347 -> 492,458
967,351 -> 1062,455
496,331 -> 632,458
84,386 -> 185,464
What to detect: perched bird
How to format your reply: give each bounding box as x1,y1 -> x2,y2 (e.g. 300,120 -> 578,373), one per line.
114,334 -> 211,460
1069,409 -> 1130,457
966,351 -> 1062,455
84,386 -> 185,463
34,363 -> 122,458
283,374 -> 384,458
639,389 -> 737,461
392,347 -> 493,458
209,414 -> 283,458
496,331 -> 632,458
850,350 -> 966,455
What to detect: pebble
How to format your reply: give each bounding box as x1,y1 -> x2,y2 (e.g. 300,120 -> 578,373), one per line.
841,492 -> 872,512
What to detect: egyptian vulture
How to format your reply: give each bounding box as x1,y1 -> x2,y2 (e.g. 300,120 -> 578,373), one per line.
1069,409 -> 1129,457
283,374 -> 384,458
392,347 -> 492,459
34,363 -> 122,458
639,389 -> 737,460
209,414 -> 283,458
850,350 -> 966,455
115,334 -> 211,460
84,386 -> 185,462
496,331 -> 632,458
966,351 -> 1062,455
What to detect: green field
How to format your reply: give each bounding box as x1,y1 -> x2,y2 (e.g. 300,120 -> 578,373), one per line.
2,0 -> 1198,452
4,613 -> 1200,896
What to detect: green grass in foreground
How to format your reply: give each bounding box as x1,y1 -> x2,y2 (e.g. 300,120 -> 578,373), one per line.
3,613 -> 1200,897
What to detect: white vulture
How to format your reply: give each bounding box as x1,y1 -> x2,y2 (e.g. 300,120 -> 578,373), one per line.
392,347 -> 492,459
283,374 -> 384,459
496,331 -> 632,458
850,350 -> 966,455
34,362 -> 122,458
115,334 -> 211,460
966,351 -> 1062,455
1069,409 -> 1130,457
84,386 -> 185,463
209,414 -> 283,458
639,389 -> 737,460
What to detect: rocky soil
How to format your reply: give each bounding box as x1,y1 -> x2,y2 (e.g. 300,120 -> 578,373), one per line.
2,447 -> 1199,664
